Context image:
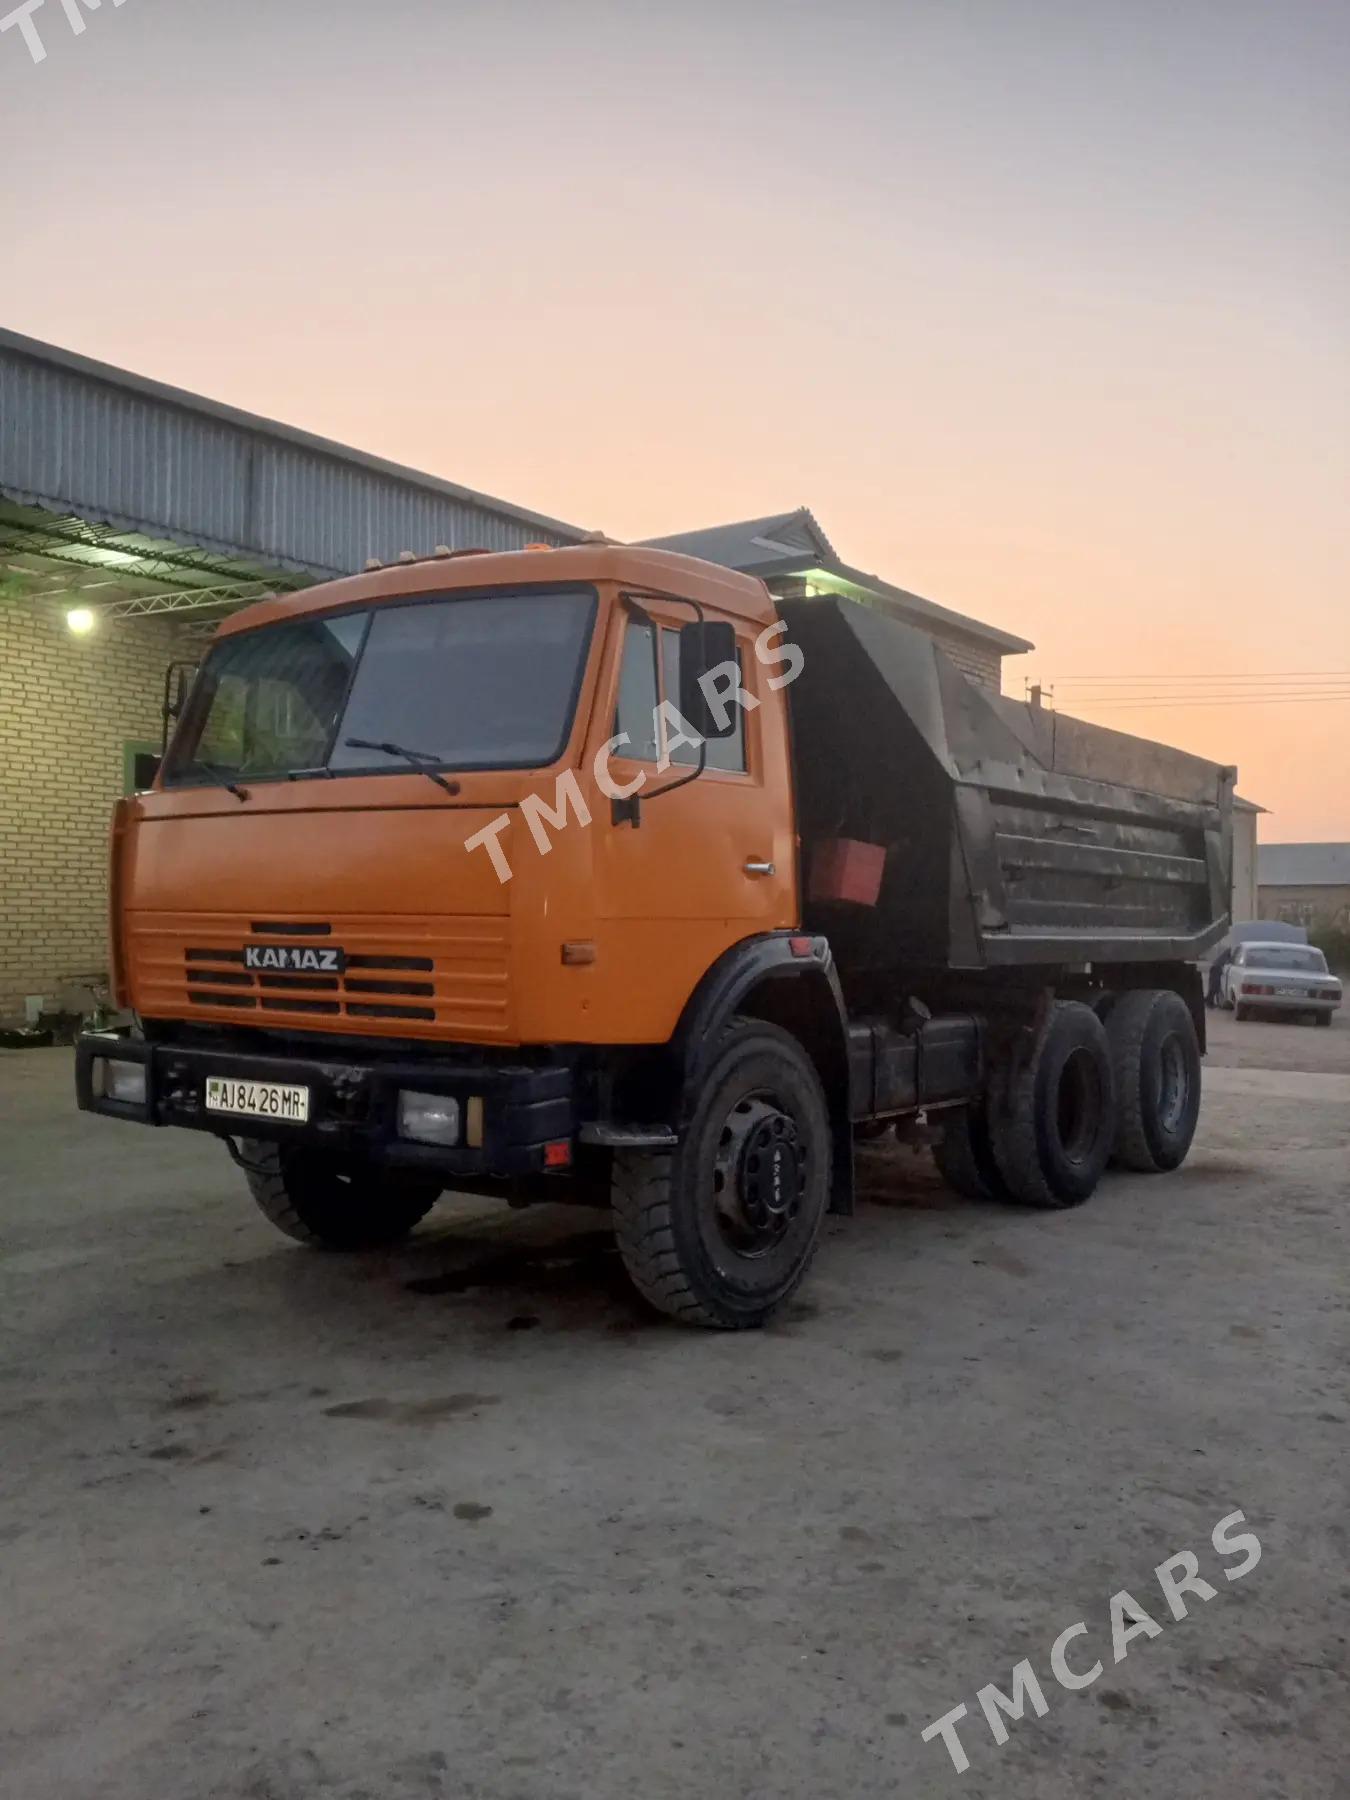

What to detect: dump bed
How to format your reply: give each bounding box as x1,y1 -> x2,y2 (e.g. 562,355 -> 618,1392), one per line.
780,597 -> 1234,974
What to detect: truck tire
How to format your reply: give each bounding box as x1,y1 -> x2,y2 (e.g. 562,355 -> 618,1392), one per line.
610,1018 -> 831,1329
242,1141 -> 440,1250
1104,989 -> 1202,1172
932,1104 -> 1011,1202
988,1001 -> 1115,1208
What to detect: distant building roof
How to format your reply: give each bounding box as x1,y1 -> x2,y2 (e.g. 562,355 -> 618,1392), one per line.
641,506 -> 1032,657
643,507 -> 837,568
1258,842 -> 1350,887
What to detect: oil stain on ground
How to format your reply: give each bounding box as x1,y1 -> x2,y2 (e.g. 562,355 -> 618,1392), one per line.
402,1232 -> 621,1299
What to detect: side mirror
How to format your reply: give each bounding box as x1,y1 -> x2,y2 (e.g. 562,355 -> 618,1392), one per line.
161,659 -> 200,753
677,619 -> 738,742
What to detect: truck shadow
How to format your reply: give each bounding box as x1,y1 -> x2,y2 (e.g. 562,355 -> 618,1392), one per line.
293,1204 -> 663,1335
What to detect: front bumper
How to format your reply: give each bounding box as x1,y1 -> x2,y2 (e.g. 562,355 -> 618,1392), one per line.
75,1030 -> 576,1176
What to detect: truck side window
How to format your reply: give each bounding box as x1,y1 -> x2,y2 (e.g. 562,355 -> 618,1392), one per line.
614,619 -> 660,762
660,628 -> 747,773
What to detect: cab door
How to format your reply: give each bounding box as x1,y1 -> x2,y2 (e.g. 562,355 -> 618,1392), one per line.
586,601 -> 797,1042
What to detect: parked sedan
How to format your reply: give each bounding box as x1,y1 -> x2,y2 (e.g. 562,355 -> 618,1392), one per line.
1222,942 -> 1343,1025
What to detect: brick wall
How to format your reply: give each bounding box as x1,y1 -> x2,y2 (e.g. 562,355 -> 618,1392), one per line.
1259,885 -> 1350,931
926,628 -> 1002,691
0,598 -> 195,1021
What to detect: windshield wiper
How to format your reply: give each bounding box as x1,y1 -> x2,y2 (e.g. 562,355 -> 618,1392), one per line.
187,758 -> 249,802
344,738 -> 460,797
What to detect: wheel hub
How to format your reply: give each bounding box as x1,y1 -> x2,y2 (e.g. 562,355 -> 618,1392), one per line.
714,1097 -> 803,1252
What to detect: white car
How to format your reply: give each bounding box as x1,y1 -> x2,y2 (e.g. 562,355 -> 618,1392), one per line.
1222,942 -> 1343,1026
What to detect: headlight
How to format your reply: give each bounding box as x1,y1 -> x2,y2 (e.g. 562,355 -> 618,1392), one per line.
96,1057 -> 147,1104
397,1090 -> 461,1147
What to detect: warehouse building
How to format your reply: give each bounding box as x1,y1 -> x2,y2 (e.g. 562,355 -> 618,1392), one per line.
1258,843 -> 1350,931
0,329 -> 1029,1024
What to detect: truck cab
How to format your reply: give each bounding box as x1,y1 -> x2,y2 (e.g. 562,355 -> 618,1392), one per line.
99,545 -> 798,1051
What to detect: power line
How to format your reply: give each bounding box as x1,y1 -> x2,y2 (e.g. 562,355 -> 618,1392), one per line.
1069,693 -> 1350,710
1060,688 -> 1350,702
1044,671 -> 1350,682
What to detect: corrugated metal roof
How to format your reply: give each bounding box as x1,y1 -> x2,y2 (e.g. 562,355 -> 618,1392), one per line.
642,507 -> 1032,656
0,329 -> 589,581
747,554 -> 1034,656
642,507 -> 837,566
1258,842 -> 1350,887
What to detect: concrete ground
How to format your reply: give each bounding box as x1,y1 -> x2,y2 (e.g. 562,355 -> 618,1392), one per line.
1,1010 -> 1346,1800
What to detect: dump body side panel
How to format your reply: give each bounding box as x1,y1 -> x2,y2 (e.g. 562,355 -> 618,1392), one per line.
781,597 -> 1233,977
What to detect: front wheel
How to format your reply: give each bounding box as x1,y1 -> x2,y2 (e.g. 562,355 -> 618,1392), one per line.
242,1142 -> 440,1249
611,1019 -> 832,1328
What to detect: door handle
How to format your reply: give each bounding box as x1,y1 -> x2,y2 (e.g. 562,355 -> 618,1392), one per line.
743,859 -> 776,876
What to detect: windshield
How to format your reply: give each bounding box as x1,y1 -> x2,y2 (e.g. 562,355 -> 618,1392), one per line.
164,588 -> 597,786
1244,946 -> 1327,973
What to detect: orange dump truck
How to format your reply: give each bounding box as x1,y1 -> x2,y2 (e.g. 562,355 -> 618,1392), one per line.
77,544 -> 1233,1326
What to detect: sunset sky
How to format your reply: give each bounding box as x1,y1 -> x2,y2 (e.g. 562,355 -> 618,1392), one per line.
4,0 -> 1346,838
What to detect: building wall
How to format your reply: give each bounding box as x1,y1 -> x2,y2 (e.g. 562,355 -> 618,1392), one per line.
0,599 -> 194,1020
1259,884 -> 1350,931
1232,807 -> 1259,923
932,631 -> 1002,690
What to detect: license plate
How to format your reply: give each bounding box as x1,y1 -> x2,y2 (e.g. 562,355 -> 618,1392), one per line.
1274,986 -> 1300,996
205,1077 -> 310,1122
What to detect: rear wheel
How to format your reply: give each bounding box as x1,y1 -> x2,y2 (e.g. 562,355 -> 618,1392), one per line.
1104,989 -> 1202,1172
932,1104 -> 1011,1202
1314,1012 -> 1332,1028
988,1002 -> 1116,1208
1234,1003 -> 1250,1022
611,1018 -> 831,1329
242,1141 -> 440,1249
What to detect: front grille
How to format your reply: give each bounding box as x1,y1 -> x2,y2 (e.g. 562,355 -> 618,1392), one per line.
184,944 -> 435,1022
131,913 -> 511,1040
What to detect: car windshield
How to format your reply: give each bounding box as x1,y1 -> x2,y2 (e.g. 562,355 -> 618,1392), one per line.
1245,946 -> 1326,973
164,588 -> 597,785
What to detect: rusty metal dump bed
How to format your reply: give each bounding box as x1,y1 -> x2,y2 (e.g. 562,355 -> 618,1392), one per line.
780,597 -> 1233,973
